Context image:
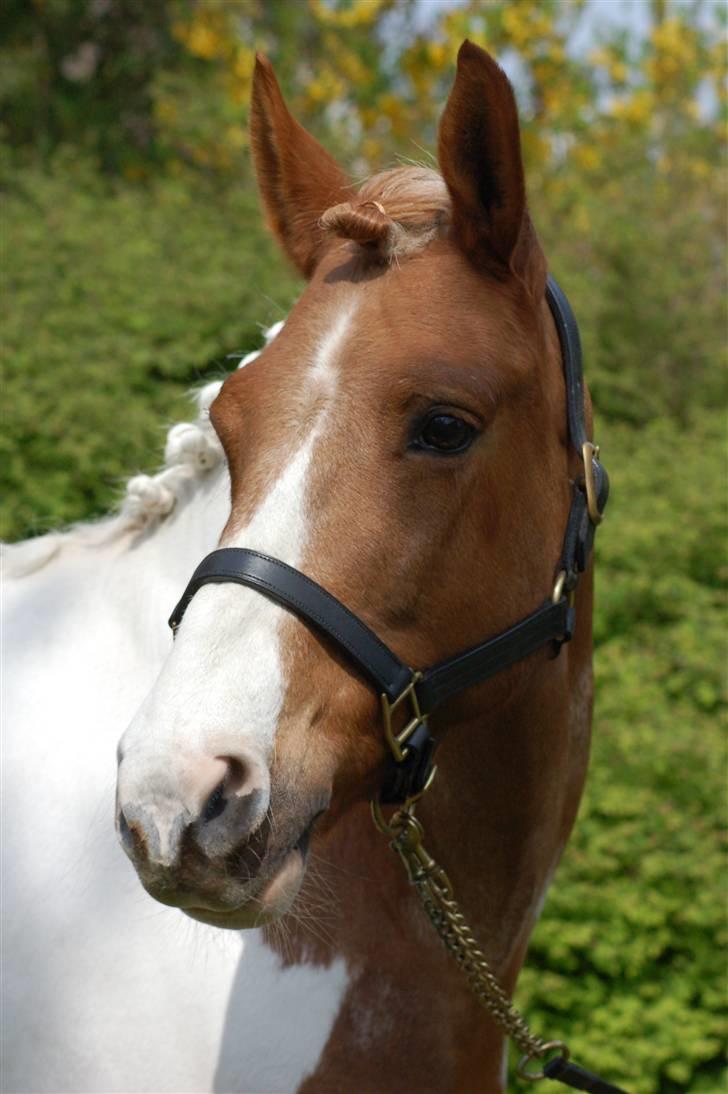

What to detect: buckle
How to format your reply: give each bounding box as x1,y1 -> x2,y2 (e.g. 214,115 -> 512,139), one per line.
381,672 -> 427,763
581,441 -> 604,526
551,570 -> 576,648
379,673 -> 437,806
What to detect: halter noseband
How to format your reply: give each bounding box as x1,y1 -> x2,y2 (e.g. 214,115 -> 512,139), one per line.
169,276 -> 609,805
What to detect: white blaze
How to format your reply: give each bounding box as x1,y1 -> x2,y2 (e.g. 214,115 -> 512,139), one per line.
120,302 -> 354,771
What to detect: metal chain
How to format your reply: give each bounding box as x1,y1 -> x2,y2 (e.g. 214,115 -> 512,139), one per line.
371,803 -> 569,1082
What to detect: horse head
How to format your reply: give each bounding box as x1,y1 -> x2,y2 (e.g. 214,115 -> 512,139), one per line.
116,42 -> 590,940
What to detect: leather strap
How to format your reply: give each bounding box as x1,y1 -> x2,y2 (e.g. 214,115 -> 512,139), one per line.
546,275 -> 609,548
416,599 -> 569,713
544,1055 -> 630,1094
545,276 -> 587,456
169,550 -> 573,716
168,548 -> 414,702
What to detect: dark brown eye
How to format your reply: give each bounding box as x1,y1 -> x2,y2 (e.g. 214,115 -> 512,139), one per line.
413,413 -> 478,455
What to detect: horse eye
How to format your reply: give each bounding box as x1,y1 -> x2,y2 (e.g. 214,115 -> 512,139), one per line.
412,413 -> 478,455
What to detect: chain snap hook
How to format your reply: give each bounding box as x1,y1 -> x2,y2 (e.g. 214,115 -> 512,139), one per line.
517,1041 -> 570,1083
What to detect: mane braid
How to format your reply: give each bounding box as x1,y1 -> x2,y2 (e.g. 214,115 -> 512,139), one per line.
2,321 -> 285,577
320,166 -> 451,262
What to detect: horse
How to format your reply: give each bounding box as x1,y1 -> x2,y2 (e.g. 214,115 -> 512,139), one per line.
113,41 -> 607,1093
2,336 -> 356,1092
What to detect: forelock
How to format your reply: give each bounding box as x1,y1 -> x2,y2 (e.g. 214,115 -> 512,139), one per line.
319,166 -> 451,262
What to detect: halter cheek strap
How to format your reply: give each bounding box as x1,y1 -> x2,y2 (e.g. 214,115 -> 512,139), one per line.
168,277 -> 609,805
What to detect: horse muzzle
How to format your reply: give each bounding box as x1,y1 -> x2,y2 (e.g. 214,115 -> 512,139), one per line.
115,746 -> 325,927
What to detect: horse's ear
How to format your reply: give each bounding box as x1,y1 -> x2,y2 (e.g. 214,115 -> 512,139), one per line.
438,41 -> 545,296
251,54 -> 352,278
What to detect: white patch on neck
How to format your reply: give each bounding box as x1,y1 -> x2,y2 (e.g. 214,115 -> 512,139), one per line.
213,931 -> 349,1092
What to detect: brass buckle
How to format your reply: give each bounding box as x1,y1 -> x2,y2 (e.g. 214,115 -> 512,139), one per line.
552,570 -> 575,608
381,671 -> 427,764
552,570 -> 567,604
581,441 -> 604,526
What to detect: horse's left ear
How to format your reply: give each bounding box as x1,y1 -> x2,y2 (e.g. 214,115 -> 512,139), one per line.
251,54 -> 353,278
438,40 -> 545,297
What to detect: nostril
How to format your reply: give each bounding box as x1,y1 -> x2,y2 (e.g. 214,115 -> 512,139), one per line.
200,758 -> 249,824
223,756 -> 246,794
202,780 -> 227,823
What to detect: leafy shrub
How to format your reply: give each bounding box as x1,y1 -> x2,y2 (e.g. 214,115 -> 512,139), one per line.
516,412 -> 727,1093
1,160 -> 300,538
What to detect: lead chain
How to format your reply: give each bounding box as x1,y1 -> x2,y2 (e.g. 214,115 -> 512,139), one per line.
373,805 -> 569,1082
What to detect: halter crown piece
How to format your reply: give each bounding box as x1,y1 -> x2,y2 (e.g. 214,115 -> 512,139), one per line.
169,279 -> 625,1093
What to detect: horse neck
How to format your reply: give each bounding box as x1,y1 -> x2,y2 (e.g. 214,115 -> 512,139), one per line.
109,468 -> 232,650
3,466 -> 231,708
272,579 -> 593,1092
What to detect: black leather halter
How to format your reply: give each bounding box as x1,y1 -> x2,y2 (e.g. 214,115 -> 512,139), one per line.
169,276 -> 609,804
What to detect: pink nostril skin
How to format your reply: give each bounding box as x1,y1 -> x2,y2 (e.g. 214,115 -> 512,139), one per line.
116,747 -> 271,869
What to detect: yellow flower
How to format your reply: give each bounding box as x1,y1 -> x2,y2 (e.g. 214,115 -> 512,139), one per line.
688,159 -> 710,180
233,48 -> 255,81
309,0 -> 386,29
501,5 -> 530,49
609,59 -> 628,83
336,46 -> 370,85
305,68 -> 346,106
186,23 -> 225,61
610,89 -> 654,127
542,84 -> 566,117
573,145 -> 601,172
225,126 -> 247,151
362,137 -> 382,164
588,47 -> 611,69
652,17 -> 692,59
306,77 -> 328,105
427,42 -> 448,69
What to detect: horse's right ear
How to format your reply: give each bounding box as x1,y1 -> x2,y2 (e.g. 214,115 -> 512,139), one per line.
251,55 -> 352,279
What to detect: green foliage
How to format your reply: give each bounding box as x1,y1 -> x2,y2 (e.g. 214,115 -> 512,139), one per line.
534,139 -> 727,429
515,411 -> 727,1093
0,160 -> 299,538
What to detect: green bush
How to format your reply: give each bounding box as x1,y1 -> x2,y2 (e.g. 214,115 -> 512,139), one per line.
516,412 -> 726,1093
0,159 -> 300,538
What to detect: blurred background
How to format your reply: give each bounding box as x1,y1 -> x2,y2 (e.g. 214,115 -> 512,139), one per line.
1,1 -> 725,1090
